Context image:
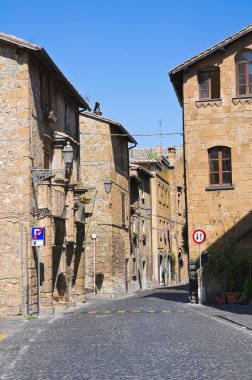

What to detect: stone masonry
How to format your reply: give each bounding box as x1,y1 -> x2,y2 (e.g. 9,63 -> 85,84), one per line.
0,33 -> 89,316
79,112 -> 136,298
169,25 -> 252,298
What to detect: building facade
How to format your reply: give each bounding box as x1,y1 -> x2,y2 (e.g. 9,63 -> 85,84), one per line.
167,146 -> 188,284
130,150 -> 172,286
79,111 -> 136,298
170,24 -> 252,301
0,33 -> 90,316
130,164 -> 153,291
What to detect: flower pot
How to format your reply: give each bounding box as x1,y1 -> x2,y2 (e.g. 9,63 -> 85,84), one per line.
216,294 -> 226,304
225,292 -> 238,304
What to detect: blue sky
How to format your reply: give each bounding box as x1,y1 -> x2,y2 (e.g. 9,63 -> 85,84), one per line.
1,1 -> 252,147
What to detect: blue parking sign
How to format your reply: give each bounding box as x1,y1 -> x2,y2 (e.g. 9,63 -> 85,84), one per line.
32,227 -> 45,246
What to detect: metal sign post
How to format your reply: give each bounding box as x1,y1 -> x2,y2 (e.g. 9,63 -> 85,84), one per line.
192,229 -> 206,305
31,227 -> 45,316
37,245 -> 40,316
91,233 -> 97,299
26,232 -> 29,316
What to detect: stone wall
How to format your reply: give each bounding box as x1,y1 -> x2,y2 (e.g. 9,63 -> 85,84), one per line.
28,55 -> 85,313
182,34 -> 252,293
0,44 -> 31,316
130,167 -> 152,291
168,147 -> 188,283
0,40 -> 85,316
79,114 -> 131,298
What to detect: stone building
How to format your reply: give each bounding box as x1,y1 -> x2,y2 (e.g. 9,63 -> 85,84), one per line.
79,111 -> 136,298
130,148 -> 172,286
169,24 -> 252,300
167,146 -> 188,284
130,164 -> 153,291
0,33 -> 90,316
130,146 -> 187,286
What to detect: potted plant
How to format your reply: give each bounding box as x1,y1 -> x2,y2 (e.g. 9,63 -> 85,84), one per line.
239,277 -> 252,304
215,294 -> 226,304
204,242 -> 242,304
79,194 -> 91,204
132,232 -> 138,243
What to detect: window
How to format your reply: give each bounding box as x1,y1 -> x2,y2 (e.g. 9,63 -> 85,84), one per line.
142,219 -> 145,234
44,149 -> 50,169
166,189 -> 169,208
236,50 -> 252,96
121,192 -> 126,226
64,104 -> 71,134
158,184 -> 161,204
120,142 -> 124,170
40,73 -> 51,113
198,69 -> 220,100
208,146 -> 232,186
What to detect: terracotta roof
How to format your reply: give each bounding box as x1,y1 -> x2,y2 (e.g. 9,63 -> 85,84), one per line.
169,24 -> 252,75
0,32 -> 90,110
80,111 -> 137,145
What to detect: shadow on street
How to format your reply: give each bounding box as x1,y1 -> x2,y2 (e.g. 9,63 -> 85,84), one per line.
142,284 -> 190,304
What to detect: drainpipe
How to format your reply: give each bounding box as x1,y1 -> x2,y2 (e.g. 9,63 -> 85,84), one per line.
128,141 -> 138,291
182,94 -> 196,303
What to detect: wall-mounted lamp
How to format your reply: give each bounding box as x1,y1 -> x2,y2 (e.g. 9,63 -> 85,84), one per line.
104,177 -> 112,194
146,206 -> 152,217
170,217 -> 175,229
62,142 -> 74,171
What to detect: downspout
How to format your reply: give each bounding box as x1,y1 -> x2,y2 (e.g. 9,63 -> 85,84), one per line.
128,141 -> 138,291
182,105 -> 189,260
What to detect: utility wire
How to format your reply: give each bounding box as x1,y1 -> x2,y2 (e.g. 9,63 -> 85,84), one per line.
80,132 -> 183,137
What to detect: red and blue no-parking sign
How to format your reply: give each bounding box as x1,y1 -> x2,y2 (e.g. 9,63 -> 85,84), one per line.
31,227 -> 45,246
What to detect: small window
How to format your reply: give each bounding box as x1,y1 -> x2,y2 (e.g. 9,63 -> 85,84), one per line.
44,150 -> 50,169
142,220 -> 145,234
121,192 -> 126,226
40,73 -> 51,113
64,104 -> 71,134
236,50 -> 252,96
198,69 -> 220,100
120,142 -> 124,170
158,184 -> 161,204
208,146 -> 232,186
132,258 -> 136,277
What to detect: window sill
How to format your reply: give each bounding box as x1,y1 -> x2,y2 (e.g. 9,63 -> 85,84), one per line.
205,185 -> 235,191
232,96 -> 252,105
195,99 -> 222,108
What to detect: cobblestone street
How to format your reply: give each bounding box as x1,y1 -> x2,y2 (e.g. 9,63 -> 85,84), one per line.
1,287 -> 252,380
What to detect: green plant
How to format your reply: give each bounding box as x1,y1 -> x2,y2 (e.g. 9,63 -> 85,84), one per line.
182,223 -> 188,253
204,241 -> 241,293
132,232 -> 138,240
26,315 -> 37,320
242,277 -> 252,296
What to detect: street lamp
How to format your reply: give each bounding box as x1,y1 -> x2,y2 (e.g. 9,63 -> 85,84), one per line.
62,141 -> 74,171
104,177 -> 112,194
146,205 -> 152,217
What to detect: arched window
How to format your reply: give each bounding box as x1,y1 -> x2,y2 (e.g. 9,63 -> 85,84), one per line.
208,146 -> 232,186
236,50 -> 252,96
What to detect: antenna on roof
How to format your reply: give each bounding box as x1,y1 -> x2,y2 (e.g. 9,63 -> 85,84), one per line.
159,119 -> 163,148
93,102 -> 102,116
